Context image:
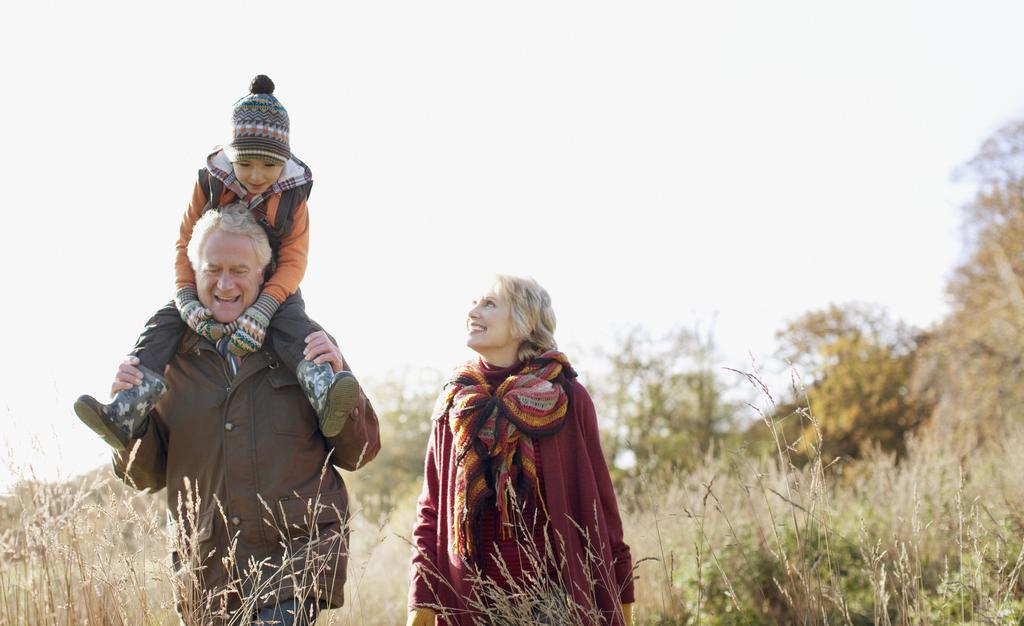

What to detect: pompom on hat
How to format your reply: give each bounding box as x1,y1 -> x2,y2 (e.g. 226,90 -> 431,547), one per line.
224,75 -> 291,165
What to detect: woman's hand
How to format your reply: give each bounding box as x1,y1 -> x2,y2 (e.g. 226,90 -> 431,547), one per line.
622,602 -> 634,625
304,330 -> 344,374
110,356 -> 144,396
406,607 -> 436,626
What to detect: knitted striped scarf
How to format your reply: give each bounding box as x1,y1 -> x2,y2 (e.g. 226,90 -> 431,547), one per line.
433,350 -> 576,560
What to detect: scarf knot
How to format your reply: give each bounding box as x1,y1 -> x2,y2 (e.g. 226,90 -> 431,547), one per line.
434,350 -> 576,560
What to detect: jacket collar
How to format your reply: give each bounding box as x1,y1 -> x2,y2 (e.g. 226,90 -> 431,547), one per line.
177,331 -> 283,385
206,148 -> 314,203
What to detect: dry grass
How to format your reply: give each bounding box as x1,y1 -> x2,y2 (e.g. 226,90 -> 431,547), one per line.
621,371 -> 1024,625
0,463 -> 413,625
3,374 -> 1023,625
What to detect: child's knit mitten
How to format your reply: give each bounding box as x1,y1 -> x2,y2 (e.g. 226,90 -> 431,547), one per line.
175,287 -> 211,332
227,293 -> 280,357
196,319 -> 237,343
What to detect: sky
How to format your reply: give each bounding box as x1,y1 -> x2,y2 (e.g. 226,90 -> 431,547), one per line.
2,0 -> 1024,489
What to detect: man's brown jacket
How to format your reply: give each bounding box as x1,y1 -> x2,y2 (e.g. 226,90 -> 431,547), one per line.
114,333 -> 380,620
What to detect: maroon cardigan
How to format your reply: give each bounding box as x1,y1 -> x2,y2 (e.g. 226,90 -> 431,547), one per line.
409,366 -> 635,625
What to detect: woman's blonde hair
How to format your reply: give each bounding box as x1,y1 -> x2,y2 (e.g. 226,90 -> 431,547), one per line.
493,274 -> 558,363
187,202 -> 272,273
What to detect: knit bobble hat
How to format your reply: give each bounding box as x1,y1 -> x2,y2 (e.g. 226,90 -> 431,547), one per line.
224,75 -> 291,165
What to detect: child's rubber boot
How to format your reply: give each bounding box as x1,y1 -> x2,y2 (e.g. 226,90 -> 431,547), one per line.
296,360 -> 360,437
73,365 -> 169,451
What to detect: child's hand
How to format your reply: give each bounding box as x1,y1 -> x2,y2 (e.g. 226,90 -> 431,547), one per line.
227,294 -> 279,357
196,319 -> 236,343
304,330 -> 345,374
180,300 -> 211,330
110,356 -> 144,396
175,287 -> 211,332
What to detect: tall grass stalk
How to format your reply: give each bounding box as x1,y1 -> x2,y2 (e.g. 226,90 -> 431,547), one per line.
3,371 -> 1024,624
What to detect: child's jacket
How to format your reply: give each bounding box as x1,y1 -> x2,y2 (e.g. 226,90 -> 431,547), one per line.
173,149 -> 314,304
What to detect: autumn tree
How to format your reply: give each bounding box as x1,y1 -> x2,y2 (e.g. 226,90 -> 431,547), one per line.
598,326 -> 739,477
774,303 -> 930,461
914,118 -> 1024,435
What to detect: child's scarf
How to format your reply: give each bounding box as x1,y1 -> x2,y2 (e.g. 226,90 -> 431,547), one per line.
433,350 -> 576,560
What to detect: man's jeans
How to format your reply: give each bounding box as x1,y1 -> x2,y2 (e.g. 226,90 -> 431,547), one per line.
252,597 -> 318,626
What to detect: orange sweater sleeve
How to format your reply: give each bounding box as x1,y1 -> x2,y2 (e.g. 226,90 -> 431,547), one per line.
173,182 -> 208,290
262,195 -> 309,303
173,181 -> 308,303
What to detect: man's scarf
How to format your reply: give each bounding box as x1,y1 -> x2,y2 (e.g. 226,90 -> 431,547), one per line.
433,350 -> 576,560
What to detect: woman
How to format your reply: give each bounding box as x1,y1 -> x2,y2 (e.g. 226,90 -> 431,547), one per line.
407,275 -> 635,625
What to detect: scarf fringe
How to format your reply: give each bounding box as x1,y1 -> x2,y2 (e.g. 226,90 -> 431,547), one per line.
440,350 -> 575,559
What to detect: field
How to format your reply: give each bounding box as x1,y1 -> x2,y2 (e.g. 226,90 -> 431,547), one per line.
3,384 -> 1022,626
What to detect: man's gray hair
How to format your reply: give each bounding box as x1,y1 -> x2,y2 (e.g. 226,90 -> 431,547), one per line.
187,202 -> 272,272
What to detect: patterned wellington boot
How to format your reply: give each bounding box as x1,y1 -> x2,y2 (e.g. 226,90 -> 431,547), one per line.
73,365 -> 168,451
296,360 -> 360,437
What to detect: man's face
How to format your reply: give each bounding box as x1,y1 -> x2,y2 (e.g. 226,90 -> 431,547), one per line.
196,231 -> 265,323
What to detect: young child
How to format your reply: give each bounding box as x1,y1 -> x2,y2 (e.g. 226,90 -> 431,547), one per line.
75,75 -> 359,450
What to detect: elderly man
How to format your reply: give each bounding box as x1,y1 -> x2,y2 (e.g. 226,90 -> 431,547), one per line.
75,205 -> 380,625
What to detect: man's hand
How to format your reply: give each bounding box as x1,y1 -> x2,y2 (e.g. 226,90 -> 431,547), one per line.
110,356 -> 144,396
304,330 -> 344,374
406,608 -> 436,626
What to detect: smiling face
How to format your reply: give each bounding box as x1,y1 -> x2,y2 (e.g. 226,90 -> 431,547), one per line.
466,284 -> 521,367
195,230 -> 265,323
231,159 -> 285,195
